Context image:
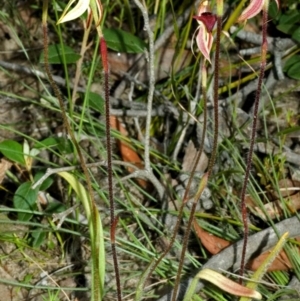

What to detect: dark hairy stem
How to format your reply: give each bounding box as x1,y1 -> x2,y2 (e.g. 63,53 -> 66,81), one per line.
207,14 -> 222,176
160,13 -> 223,301
239,7 -> 268,281
171,64 -> 208,301
169,14 -> 222,301
100,38 -> 122,301
144,65 -> 207,290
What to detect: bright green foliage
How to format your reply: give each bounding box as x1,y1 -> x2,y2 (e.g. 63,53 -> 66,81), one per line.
103,28 -> 147,53
0,140 -> 25,165
39,44 -> 81,64
13,182 -> 39,222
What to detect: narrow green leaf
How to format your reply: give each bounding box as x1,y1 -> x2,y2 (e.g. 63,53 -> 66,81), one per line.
58,171 -> 105,298
40,44 -> 81,64
0,140 -> 25,165
191,173 -> 208,204
278,126 -> 300,136
135,260 -> 157,301
103,28 -> 147,53
34,137 -> 73,154
13,182 -> 39,221
182,273 -> 200,301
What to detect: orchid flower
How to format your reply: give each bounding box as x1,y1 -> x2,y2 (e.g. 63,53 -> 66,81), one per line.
192,1 -> 217,63
238,0 -> 280,22
57,0 -> 102,26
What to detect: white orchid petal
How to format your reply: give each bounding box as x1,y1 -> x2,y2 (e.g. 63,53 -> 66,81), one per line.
57,0 -> 90,24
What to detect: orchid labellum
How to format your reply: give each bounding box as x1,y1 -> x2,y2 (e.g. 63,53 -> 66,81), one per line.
192,1 -> 217,63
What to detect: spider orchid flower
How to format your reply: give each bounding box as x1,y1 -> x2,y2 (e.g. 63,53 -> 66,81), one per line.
192,1 -> 217,63
57,0 -> 102,25
238,0 -> 280,22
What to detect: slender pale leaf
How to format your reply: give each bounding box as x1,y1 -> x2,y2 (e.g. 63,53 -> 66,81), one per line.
135,260 -> 157,301
197,269 -> 262,299
58,171 -> 105,298
182,273 -> 200,301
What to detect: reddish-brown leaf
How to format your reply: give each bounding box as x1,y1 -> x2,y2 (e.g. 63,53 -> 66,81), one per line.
193,218 -> 230,254
247,249 -> 293,271
109,116 -> 148,189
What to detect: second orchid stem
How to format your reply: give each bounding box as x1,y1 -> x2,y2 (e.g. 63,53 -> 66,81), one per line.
239,1 -> 269,281
100,37 -> 122,301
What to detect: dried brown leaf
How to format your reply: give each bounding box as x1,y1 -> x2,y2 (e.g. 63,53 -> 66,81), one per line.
247,249 -> 292,271
0,158 -> 12,184
193,219 -> 230,254
110,116 -> 148,189
198,269 -> 262,299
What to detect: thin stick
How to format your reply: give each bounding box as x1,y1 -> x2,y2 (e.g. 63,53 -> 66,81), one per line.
32,160 -> 138,190
132,0 -> 155,172
71,19 -> 93,104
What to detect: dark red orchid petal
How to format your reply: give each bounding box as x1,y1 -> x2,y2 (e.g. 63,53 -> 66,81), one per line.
193,12 -> 217,33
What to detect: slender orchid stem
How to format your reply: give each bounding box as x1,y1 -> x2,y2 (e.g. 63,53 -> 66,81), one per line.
171,64 -> 208,301
143,62 -> 211,297
164,3 -> 223,299
207,13 -> 222,176
239,0 -> 269,281
100,38 -> 122,301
